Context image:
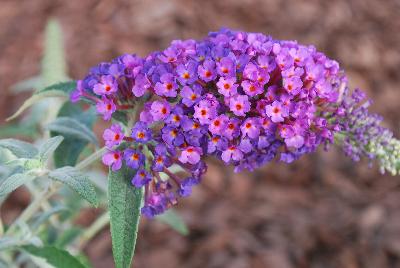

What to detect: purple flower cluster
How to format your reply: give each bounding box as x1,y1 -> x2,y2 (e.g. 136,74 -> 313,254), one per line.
335,87 -> 400,175
71,28 -> 391,217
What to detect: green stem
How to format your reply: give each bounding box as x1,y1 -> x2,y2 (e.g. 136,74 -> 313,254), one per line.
77,211 -> 110,249
0,217 -> 4,236
76,146 -> 107,170
5,184 -> 56,235
5,146 -> 107,236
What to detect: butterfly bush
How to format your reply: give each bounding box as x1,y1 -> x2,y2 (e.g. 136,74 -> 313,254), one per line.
71,28 -> 400,217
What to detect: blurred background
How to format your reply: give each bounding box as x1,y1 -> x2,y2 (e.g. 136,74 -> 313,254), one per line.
1,0 -> 400,267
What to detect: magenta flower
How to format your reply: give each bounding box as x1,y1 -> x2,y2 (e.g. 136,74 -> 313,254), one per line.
132,74 -> 151,97
176,61 -> 197,84
93,75 -> 118,95
71,80 -> 84,103
283,76 -> 303,95
181,85 -> 202,107
131,169 -> 152,188
229,95 -> 250,116
194,100 -> 217,125
216,77 -> 238,97
131,122 -> 152,143
216,57 -> 235,77
198,60 -> 216,82
150,100 -> 171,121
285,135 -> 304,149
223,118 -> 240,140
241,80 -> 263,97
179,146 -> 202,165
154,73 -> 178,97
265,101 -> 288,123
103,124 -> 124,148
158,47 -> 180,63
102,150 -> 122,171
209,114 -> 229,136
96,97 -> 116,121
221,146 -> 243,163
240,118 -> 261,139
124,149 -> 145,169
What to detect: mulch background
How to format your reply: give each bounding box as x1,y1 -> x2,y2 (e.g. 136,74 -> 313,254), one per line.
1,0 -> 400,267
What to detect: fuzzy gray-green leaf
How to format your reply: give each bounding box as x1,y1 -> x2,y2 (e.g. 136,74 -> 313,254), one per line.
22,245 -> 87,268
38,136 -> 64,162
46,117 -> 98,145
0,139 -> 38,158
108,165 -> 143,268
6,81 -> 76,121
51,103 -> 97,168
0,173 -> 36,197
48,167 -> 98,207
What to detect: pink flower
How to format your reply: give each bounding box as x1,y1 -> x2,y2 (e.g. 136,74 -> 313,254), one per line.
216,77 -> 238,97
265,101 -> 288,123
179,146 -> 202,165
102,150 -> 122,171
229,95 -> 250,116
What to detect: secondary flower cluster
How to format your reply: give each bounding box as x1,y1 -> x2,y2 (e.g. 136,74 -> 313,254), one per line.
336,88 -> 400,175
71,28 -> 398,217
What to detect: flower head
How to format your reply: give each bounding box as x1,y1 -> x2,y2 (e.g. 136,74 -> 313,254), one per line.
73,28 -> 399,218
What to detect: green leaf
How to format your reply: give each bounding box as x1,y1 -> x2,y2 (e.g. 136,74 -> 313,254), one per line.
156,209 -> 189,235
22,245 -> 87,268
0,237 -> 21,251
108,165 -> 144,268
41,19 -> 68,86
11,75 -> 42,93
46,117 -> 98,145
6,81 -> 76,121
52,102 -> 97,168
0,173 -> 36,197
0,123 -> 38,139
38,136 -> 64,162
0,139 -> 38,158
48,167 -> 98,207
54,227 -> 82,248
31,205 -> 68,230
37,81 -> 76,95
